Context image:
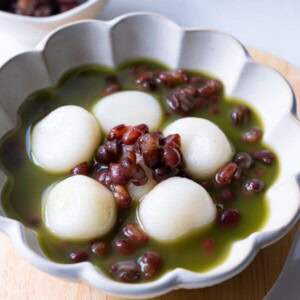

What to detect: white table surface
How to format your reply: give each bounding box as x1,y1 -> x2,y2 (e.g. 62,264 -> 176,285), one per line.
1,0 -> 299,67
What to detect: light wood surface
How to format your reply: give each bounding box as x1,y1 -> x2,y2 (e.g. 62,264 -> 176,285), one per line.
0,48 -> 299,300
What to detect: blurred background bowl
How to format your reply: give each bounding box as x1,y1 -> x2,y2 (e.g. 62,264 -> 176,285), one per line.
0,0 -> 108,47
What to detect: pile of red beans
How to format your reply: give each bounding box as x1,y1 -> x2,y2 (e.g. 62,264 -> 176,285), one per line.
0,0 -> 87,16
71,123 -> 186,209
103,67 -> 224,115
69,124 -> 186,281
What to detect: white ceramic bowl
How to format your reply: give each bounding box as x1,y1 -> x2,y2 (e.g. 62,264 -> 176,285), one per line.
0,13 -> 299,299
0,0 -> 108,47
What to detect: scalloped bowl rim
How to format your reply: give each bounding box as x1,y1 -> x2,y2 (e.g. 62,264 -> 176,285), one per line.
0,12 -> 299,299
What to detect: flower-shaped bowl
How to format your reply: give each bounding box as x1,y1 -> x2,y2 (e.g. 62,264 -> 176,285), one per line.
0,12 -> 299,299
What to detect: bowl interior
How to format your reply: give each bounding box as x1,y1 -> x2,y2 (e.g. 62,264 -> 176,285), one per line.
0,13 -> 299,299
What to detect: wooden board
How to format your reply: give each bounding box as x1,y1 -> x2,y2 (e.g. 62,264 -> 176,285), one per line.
0,48 -> 299,300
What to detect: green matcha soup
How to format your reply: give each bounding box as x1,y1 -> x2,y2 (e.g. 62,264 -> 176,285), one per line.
0,59 -> 279,283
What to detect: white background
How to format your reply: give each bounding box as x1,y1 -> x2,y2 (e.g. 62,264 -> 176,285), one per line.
101,0 -> 300,67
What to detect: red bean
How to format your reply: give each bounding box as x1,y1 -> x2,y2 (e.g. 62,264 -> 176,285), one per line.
230,105 -> 251,126
157,70 -> 188,86
122,144 -> 136,162
183,85 -> 198,96
130,164 -> 148,186
176,69 -> 189,82
123,223 -> 148,245
107,124 -> 128,141
197,79 -> 222,97
152,167 -> 179,183
164,134 -> 181,150
157,72 -> 176,86
110,260 -> 141,282
106,140 -> 122,156
251,150 -> 275,165
138,133 -> 160,168
135,72 -> 153,83
69,250 -> 88,263
122,127 -> 143,145
71,162 -> 89,176
218,208 -> 241,229
201,237 -> 216,255
96,140 -> 122,164
152,130 -> 164,145
194,96 -> 210,109
215,162 -> 239,186
219,187 -> 236,203
90,240 -> 109,256
234,152 -> 253,168
109,163 -> 130,185
96,145 -> 113,164
136,132 -> 157,153
138,251 -> 163,279
241,128 -> 263,144
120,157 -> 137,177
136,71 -> 156,91
114,239 -> 136,255
243,179 -> 264,194
110,184 -> 132,208
167,88 -> 195,113
93,168 -> 112,188
162,146 -> 181,168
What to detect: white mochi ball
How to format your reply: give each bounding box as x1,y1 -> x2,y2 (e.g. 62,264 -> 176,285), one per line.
44,175 -> 116,241
138,177 -> 216,242
92,91 -> 162,133
163,117 -> 234,179
31,105 -> 101,174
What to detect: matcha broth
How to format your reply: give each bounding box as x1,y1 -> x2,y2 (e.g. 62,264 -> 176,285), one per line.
0,59 -> 278,281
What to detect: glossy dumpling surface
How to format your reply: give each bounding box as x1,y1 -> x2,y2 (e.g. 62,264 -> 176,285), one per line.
44,175 -> 116,240
31,105 -> 101,174
92,91 -> 162,133
138,177 -> 216,242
